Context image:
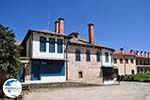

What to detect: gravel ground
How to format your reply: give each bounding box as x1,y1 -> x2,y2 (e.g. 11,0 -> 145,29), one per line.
24,82 -> 150,100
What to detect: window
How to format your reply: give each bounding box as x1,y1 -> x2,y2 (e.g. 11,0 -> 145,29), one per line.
131,70 -> 135,74
146,60 -> 148,65
49,38 -> 55,53
120,58 -> 123,63
145,69 -> 147,72
141,69 -> 143,72
40,36 -> 46,52
96,52 -> 101,62
114,58 -> 117,63
57,39 -> 63,53
125,59 -> 128,64
140,60 -> 142,65
136,60 -> 138,65
144,60 -> 146,65
131,59 -> 134,64
78,71 -> 83,78
86,50 -> 91,61
105,52 -> 109,62
75,49 -> 81,61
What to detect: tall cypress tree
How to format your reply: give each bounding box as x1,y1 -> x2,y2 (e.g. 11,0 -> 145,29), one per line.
0,24 -> 21,80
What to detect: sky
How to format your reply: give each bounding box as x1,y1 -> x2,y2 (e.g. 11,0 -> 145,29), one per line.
0,0 -> 150,51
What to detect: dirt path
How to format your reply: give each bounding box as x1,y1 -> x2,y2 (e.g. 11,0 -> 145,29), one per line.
24,82 -> 150,100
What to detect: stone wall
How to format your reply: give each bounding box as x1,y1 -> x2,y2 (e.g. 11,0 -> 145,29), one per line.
22,82 -> 101,89
67,44 -> 103,84
20,58 -> 31,82
24,62 -> 31,82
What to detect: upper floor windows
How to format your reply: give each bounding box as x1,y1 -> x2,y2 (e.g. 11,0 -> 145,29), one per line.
125,59 -> 128,64
114,58 -> 134,64
131,59 -> 134,64
105,52 -> 109,62
120,58 -> 123,63
49,38 -> 55,53
86,50 -> 91,62
96,52 -> 101,62
57,39 -> 63,53
140,60 -> 142,65
136,60 -> 138,65
39,37 -> 64,54
114,58 -> 117,63
40,36 -> 46,52
75,49 -> 81,61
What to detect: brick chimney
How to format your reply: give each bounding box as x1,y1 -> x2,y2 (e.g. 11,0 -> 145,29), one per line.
140,51 -> 143,56
54,21 -> 59,33
147,52 -> 150,57
130,49 -> 133,54
120,48 -> 124,54
58,18 -> 64,34
136,50 -> 139,56
144,51 -> 147,57
88,23 -> 94,44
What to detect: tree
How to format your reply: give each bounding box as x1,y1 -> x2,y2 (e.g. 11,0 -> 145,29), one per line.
0,24 -> 21,80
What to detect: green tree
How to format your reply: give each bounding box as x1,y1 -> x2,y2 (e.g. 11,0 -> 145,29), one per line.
0,24 -> 21,80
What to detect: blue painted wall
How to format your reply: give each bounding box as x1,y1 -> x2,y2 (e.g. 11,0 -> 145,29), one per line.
31,59 -> 65,80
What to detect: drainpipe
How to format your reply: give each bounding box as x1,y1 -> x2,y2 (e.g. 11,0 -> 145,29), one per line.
100,49 -> 104,82
100,49 -> 103,67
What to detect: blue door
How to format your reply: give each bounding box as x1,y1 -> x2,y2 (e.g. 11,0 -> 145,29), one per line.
31,62 -> 40,80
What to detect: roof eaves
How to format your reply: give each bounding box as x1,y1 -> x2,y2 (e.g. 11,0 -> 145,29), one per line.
21,29 -> 72,46
30,29 -> 72,38
69,41 -> 114,51
21,29 -> 32,45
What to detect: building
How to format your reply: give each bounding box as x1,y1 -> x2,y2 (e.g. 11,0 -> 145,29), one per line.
19,18 -> 117,84
113,49 -> 137,75
67,24 -> 116,84
136,51 -> 150,73
20,18 -> 70,83
113,49 -> 150,75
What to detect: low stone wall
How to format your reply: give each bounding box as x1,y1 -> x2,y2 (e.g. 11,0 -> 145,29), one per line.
22,82 -> 101,89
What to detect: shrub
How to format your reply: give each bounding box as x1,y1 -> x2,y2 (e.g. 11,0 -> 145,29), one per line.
121,72 -> 150,82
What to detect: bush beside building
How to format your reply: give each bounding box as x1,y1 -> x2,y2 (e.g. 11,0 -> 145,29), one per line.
120,72 -> 150,82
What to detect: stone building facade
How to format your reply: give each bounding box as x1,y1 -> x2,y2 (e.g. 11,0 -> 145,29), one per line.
66,23 -> 115,84
67,44 -> 103,84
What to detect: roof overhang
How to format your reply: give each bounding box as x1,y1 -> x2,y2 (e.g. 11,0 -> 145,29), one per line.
21,29 -> 72,46
69,42 -> 114,51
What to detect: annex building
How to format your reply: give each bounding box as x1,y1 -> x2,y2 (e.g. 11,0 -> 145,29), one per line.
113,49 -> 150,75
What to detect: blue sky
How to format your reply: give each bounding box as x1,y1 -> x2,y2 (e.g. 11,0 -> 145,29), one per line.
1,0 -> 150,51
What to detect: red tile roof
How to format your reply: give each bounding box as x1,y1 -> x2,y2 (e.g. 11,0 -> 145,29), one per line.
113,50 -> 150,58
113,50 -> 135,56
